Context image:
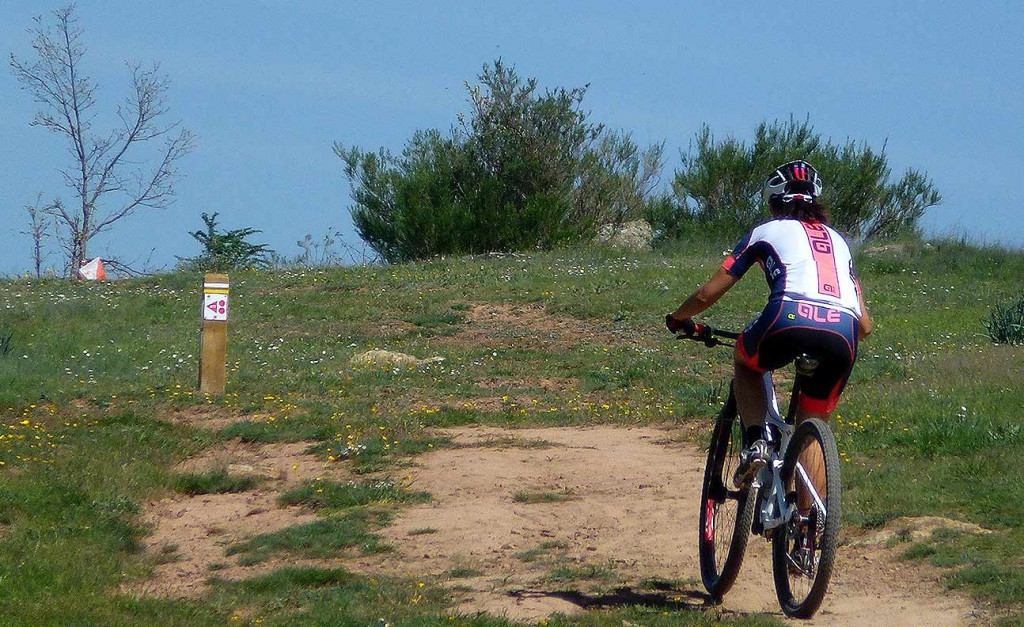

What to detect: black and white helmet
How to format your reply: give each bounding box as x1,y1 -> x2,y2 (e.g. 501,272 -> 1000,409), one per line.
761,160 -> 823,204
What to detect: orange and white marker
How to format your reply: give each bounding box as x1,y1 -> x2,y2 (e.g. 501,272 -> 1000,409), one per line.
79,257 -> 108,281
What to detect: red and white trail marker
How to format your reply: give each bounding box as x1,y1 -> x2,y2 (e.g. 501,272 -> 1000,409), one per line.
203,293 -> 229,321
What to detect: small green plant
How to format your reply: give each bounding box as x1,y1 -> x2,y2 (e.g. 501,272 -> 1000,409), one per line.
885,527 -> 915,547
456,435 -> 556,450
512,489 -> 576,504
446,566 -> 483,579
170,470 -> 260,496
407,527 -> 438,536
155,543 -> 182,565
278,479 -> 430,509
227,512 -> 390,560
515,540 -> 568,563
179,212 -> 272,272
985,296 -> 1024,345
900,543 -> 938,560
294,229 -> 344,267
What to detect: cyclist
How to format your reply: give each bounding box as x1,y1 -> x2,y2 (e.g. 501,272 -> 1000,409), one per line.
666,160 -> 872,488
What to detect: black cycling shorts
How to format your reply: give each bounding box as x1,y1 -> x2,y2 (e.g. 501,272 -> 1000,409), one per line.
737,298 -> 859,413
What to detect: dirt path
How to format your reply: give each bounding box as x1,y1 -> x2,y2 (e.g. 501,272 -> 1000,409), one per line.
357,426 -> 983,624
130,439 -> 352,598
134,425 -> 986,624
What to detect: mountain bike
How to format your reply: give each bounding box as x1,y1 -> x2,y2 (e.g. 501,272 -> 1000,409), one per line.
682,324 -> 841,619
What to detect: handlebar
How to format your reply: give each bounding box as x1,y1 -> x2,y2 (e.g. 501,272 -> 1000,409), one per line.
676,323 -> 740,348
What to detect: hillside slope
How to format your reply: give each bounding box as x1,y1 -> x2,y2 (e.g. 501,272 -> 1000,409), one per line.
1,240 -> 1021,624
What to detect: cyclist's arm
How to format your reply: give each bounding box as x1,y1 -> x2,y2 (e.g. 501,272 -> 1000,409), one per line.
856,279 -> 873,337
668,267 -> 739,322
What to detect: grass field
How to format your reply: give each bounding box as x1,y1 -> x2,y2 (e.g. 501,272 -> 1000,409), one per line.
1,236 -> 1022,625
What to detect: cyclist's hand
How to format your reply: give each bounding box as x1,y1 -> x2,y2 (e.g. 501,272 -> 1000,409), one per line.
666,314 -> 696,336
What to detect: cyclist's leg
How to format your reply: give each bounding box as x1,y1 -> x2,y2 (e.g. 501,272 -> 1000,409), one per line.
734,357 -> 767,438
733,346 -> 778,487
734,299 -> 785,443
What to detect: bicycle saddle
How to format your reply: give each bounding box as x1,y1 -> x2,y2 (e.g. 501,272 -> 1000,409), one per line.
794,354 -> 821,377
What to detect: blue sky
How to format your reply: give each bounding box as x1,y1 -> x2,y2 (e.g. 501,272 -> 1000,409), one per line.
2,1 -> 1022,275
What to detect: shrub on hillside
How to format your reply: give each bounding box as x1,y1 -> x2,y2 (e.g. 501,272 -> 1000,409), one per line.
985,296 -> 1024,345
178,212 -> 272,272
337,60 -> 664,263
661,118 -> 941,241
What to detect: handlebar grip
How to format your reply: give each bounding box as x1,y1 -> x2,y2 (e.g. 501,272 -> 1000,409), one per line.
672,320 -> 739,347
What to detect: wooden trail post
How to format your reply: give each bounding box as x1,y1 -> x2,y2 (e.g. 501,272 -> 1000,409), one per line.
199,273 -> 229,395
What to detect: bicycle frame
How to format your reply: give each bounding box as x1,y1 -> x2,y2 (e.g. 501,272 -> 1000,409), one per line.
755,366 -> 828,535
677,325 -> 829,535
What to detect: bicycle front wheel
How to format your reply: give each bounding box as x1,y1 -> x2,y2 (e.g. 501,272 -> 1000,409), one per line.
772,417 -> 841,618
698,387 -> 755,601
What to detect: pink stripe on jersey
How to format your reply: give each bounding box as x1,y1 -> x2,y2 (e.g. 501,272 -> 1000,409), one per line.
800,222 -> 842,298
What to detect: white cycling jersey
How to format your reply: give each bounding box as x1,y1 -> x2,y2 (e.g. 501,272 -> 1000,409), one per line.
723,218 -> 863,318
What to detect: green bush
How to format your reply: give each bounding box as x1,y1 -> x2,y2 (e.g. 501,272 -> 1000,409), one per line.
337,60 -> 663,263
985,296 -> 1024,345
661,117 -> 941,240
178,212 -> 272,272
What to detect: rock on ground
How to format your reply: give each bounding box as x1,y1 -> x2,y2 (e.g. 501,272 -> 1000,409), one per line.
594,219 -> 654,251
350,349 -> 444,369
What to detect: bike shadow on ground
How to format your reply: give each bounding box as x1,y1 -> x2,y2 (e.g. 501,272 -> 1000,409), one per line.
506,583 -> 714,612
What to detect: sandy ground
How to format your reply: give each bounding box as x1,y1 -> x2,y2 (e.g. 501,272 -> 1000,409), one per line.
132,425 -> 988,624
129,439 -> 350,598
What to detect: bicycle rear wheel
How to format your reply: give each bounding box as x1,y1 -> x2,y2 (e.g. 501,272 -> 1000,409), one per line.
772,417 -> 841,618
698,386 -> 755,600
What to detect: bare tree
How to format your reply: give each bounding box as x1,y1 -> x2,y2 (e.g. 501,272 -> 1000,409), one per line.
20,194 -> 52,278
9,4 -> 194,276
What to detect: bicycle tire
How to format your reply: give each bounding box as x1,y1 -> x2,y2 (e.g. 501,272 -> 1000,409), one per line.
698,386 -> 756,600
772,417 -> 841,618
